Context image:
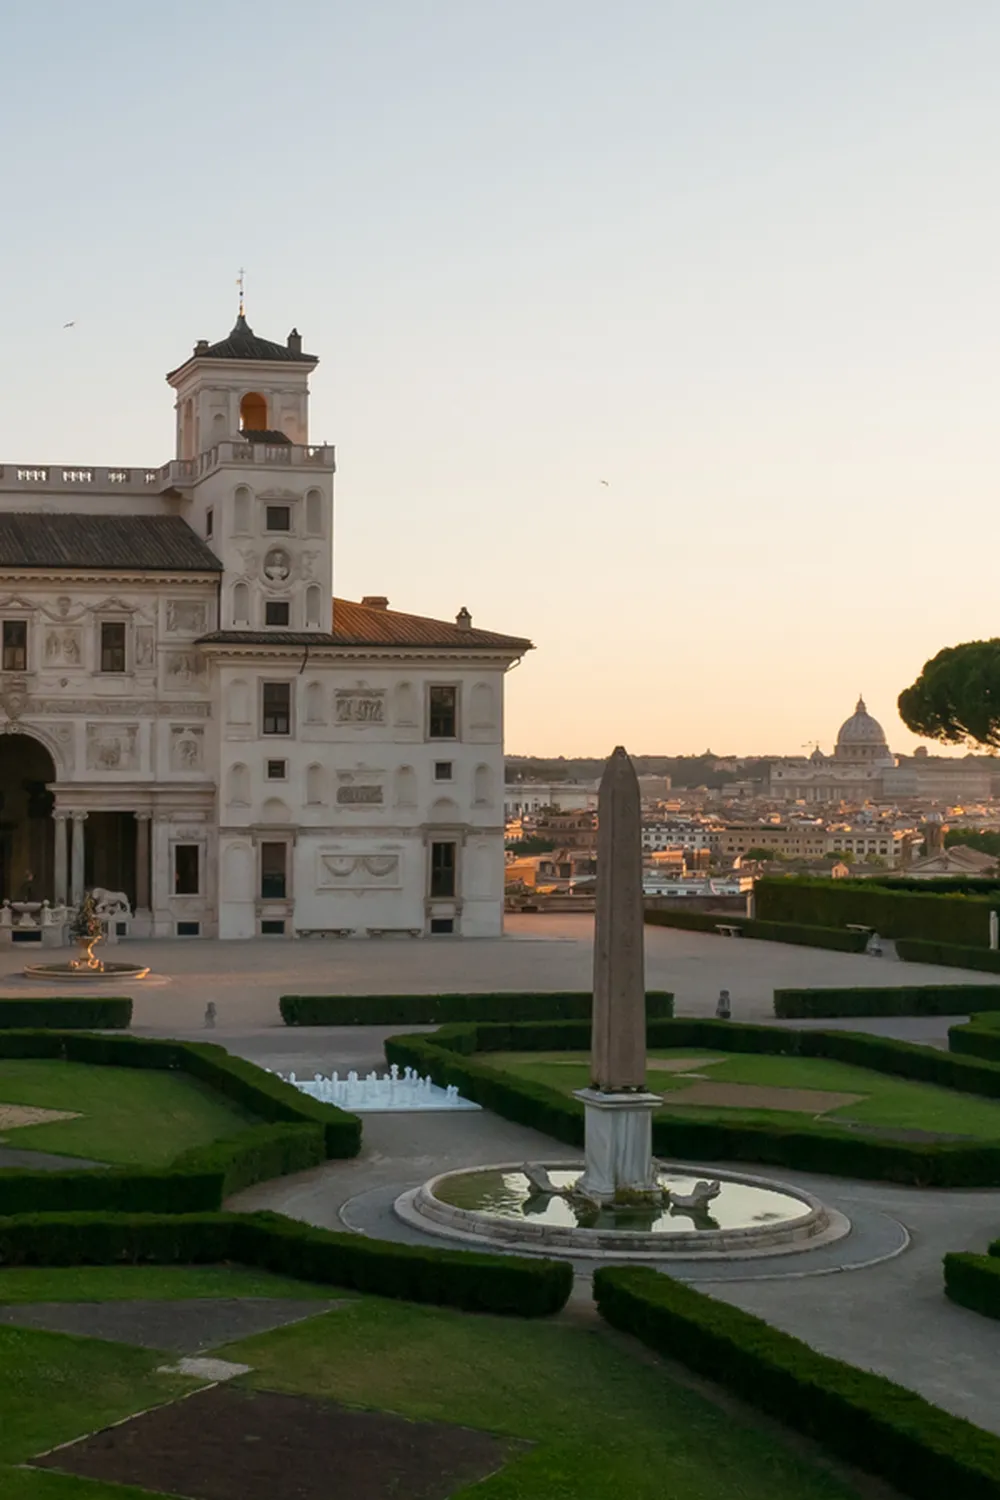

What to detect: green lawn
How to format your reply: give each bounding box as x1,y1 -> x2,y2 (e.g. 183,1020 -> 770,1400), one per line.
480,1049 -> 1000,1137
220,1295 -> 866,1500
0,1323 -> 197,1491
0,1264 -> 339,1304
0,1059 -> 256,1165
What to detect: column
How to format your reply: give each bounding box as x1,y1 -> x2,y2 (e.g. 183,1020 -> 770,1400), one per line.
70,812 -> 87,905
134,813 -> 151,911
52,811 -> 69,906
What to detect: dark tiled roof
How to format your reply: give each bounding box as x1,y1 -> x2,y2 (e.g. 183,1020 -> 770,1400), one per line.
167,316 -> 317,378
0,513 -> 222,572
332,598 -> 532,650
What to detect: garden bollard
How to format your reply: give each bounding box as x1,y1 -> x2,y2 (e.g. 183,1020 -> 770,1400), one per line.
716,988 -> 731,1020
204,1001 -> 217,1029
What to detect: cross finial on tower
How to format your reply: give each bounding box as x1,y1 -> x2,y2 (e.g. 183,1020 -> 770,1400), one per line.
236,266 -> 246,317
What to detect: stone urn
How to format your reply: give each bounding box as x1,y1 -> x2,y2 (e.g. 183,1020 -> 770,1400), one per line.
69,931 -> 104,971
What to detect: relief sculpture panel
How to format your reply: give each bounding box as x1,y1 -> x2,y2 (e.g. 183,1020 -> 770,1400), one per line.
170,725 -> 204,771
316,849 -> 401,890
336,767 -> 385,806
86,722 -> 139,772
44,628 -> 81,667
335,687 -> 385,725
166,600 -> 208,636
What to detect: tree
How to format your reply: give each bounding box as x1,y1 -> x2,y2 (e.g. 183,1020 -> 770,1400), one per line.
744,847 -> 781,861
505,837 -> 556,855
864,852 -> 887,867
944,828 -> 1000,858
898,639 -> 1000,746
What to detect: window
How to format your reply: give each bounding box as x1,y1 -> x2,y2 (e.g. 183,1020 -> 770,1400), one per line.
100,621 -> 126,673
430,917 -> 454,935
2,620 -> 27,672
430,840 -> 457,898
261,918 -> 286,935
177,920 -> 201,937
174,844 -> 200,895
428,685 -> 457,739
260,842 -> 287,899
262,681 -> 291,735
265,505 -> 291,532
434,761 -> 453,781
266,759 -> 287,780
205,508 -> 214,538
265,600 -> 290,627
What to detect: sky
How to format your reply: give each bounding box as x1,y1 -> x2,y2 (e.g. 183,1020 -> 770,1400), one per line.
1,2 -> 998,758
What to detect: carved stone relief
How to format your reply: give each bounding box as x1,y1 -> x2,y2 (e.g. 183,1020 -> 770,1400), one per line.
336,687 -> 385,725
134,628 -> 155,668
336,767 -> 385,806
317,850 -> 401,890
166,600 -> 208,636
164,651 -> 207,687
170,725 -> 204,771
31,698 -> 210,718
44,628 -> 81,666
86,722 -> 139,772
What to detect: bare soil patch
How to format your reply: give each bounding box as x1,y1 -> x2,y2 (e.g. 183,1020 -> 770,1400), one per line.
665,1081 -> 865,1115
0,1103 -> 80,1132
646,1056 -> 726,1075
34,1383 -> 524,1500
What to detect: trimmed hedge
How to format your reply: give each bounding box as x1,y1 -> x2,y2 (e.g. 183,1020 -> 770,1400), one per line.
775,985 -> 1000,1019
756,877 -> 997,946
644,907 -> 870,952
898,938 -> 1000,974
943,1252 -> 1000,1321
0,1210 -> 573,1318
950,1016 -> 1000,1065
384,1017 -> 1000,1186
0,997 -> 132,1029
280,990 -> 674,1027
594,1266 -> 1000,1500
0,1031 -> 361,1215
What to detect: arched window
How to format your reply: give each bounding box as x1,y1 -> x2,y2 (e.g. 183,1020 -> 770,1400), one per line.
232,582 -> 251,626
305,585 -> 322,627
233,486 -> 251,533
305,488 -> 323,535
240,392 -> 268,432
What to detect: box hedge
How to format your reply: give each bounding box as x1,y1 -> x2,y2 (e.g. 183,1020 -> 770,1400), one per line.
594,1265 -> 1000,1500
943,1252 -> 1000,1322
644,908 -> 869,952
897,938 -> 1000,974
949,1015 -> 1000,1064
0,997 -> 132,1029
756,877 -> 997,946
280,990 -> 674,1027
0,1031 -> 361,1215
774,985 -> 1000,1019
0,1210 -> 573,1318
384,1017 -> 1000,1186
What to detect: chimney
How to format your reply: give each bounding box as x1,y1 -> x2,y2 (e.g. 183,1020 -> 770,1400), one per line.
361,595 -> 389,610
194,339 -> 209,355
456,606 -> 472,630
287,328 -> 302,354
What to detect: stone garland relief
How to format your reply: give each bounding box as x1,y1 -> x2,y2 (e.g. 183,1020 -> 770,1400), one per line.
86,723 -> 139,772
317,850 -> 401,890
170,725 -> 204,771
336,687 -> 386,725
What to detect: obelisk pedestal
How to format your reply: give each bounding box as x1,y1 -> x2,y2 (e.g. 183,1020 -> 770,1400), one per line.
574,745 -> 662,1204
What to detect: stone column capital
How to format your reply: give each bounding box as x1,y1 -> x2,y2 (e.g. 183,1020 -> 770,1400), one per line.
52,809 -> 71,823
134,811 -> 153,823
71,810 -> 88,824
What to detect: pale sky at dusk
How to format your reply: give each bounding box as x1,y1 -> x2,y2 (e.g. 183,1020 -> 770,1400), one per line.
1,2 -> 998,758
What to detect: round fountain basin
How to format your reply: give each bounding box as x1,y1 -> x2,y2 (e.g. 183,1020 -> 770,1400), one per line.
396,1162 -> 849,1258
22,961 -> 150,982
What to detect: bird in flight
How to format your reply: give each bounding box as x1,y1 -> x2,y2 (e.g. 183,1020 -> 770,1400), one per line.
599,479 -> 610,486
62,321 -> 76,329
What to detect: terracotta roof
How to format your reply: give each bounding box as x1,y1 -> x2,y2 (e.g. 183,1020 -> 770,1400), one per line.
167,316 -> 317,380
332,598 -> 532,650
198,631 -> 339,647
0,513 -> 222,572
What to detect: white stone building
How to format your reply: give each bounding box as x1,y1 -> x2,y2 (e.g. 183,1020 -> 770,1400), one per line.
0,308 -> 531,939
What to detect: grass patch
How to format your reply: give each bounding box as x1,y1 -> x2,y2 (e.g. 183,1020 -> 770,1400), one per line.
0,1323 -> 196,1469
0,1264 -> 339,1303
0,1060 -> 257,1165
220,1295 -> 866,1500
481,1049 -> 1000,1138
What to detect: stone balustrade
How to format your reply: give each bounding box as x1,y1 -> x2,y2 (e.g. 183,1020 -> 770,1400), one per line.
0,442 -> 336,495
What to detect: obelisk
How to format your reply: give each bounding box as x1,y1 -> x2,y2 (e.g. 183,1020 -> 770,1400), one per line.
575,746 -> 662,1203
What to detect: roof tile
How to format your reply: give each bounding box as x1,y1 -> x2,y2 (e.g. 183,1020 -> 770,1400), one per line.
0,513 -> 222,572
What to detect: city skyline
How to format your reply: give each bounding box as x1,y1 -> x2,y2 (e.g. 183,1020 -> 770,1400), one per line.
2,3 -> 998,757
